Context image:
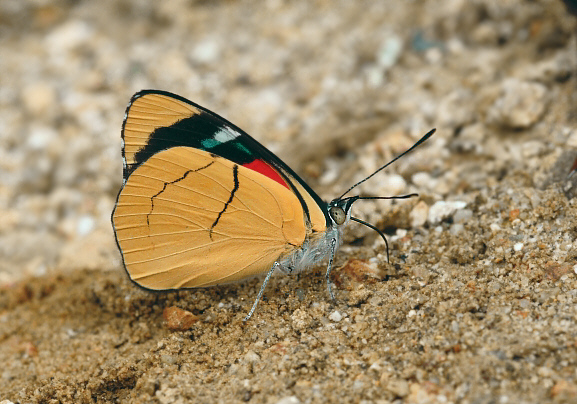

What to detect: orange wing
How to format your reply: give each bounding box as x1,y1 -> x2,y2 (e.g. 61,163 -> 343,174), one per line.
112,147 -> 307,289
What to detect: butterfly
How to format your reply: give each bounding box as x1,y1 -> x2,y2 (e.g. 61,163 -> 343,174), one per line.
112,90 -> 435,321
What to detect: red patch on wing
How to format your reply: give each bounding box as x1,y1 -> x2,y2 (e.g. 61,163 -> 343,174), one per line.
243,159 -> 289,189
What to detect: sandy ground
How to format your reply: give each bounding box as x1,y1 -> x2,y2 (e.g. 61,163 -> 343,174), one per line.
2,0 -> 577,403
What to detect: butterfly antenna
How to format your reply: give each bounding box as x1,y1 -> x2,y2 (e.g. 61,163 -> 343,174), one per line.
346,193 -> 419,262
338,128 -> 436,200
350,216 -> 390,263
351,194 -> 418,202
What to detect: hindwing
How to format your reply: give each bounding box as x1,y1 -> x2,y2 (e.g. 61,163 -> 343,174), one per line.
113,147 -> 307,289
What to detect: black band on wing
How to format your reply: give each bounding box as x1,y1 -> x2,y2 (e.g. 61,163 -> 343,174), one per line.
209,164 -> 239,239
146,160 -> 215,226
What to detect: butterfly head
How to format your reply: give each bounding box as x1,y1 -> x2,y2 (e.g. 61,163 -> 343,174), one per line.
327,196 -> 359,227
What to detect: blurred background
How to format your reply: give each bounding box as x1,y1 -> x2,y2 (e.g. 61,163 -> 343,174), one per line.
0,0 -> 575,284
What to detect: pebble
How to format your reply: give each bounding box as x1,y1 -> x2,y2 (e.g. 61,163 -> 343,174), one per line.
337,259 -> 383,283
162,307 -> 199,331
386,379 -> 410,397
45,19 -> 93,54
514,243 -> 524,251
377,36 -> 403,69
455,123 -> 486,154
27,126 -> 57,150
487,78 -> 548,129
76,215 -> 95,237
428,201 -> 467,225
412,172 -> 433,189
291,308 -> 311,330
407,382 -> 444,403
451,320 -> 460,333
453,209 -> 473,224
378,174 -> 407,196
566,129 -> 577,148
410,201 -> 429,228
521,140 -> 545,158
450,223 -> 464,234
329,311 -> 343,322
22,84 -> 57,117
437,89 -> 475,129
189,40 -> 221,64
275,397 -> 300,404
243,350 -> 261,364
160,354 -> 177,365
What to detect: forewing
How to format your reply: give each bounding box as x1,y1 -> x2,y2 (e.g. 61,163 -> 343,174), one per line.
121,90 -> 328,232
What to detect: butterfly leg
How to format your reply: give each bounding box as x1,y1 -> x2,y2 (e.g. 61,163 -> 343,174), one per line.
325,237 -> 337,300
243,262 -> 279,321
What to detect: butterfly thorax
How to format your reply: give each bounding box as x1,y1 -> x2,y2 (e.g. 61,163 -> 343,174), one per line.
277,224 -> 342,275
276,195 -> 355,276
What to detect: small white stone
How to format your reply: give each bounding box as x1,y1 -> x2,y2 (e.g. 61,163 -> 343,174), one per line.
514,243 -> 524,251
368,361 -> 382,372
409,201 -> 429,228
450,223 -> 464,234
521,140 -> 545,158
377,36 -> 403,69
243,350 -> 261,364
76,215 -> 95,237
412,172 -> 433,189
275,397 -> 300,404
27,127 -> 57,150
395,228 -> 407,238
190,40 -> 220,64
428,201 -> 467,225
329,310 -> 343,322
366,66 -> 384,88
46,20 -> 93,53
451,320 -> 460,333
453,209 -> 473,224
381,174 -> 407,195
408,310 -> 416,317
573,264 -> 577,275
490,223 -> 501,232
566,129 -> 577,147
487,78 -> 548,129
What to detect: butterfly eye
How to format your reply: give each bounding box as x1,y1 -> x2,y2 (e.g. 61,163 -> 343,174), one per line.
329,206 -> 346,225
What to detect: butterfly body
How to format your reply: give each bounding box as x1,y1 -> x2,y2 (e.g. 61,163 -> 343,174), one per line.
277,225 -> 342,275
112,90 -> 434,320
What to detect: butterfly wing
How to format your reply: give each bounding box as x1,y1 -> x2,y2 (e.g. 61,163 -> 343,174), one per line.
113,146 -> 307,289
122,90 -> 328,233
